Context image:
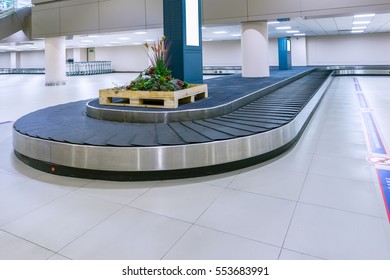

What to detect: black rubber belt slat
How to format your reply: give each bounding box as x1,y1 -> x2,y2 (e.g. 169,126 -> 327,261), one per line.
194,120 -> 253,137
226,114 -> 291,125
104,126 -> 146,146
156,123 -> 187,145
181,121 -> 234,140
220,116 -> 282,129
204,118 -> 267,133
128,125 -> 158,146
168,123 -> 211,143
230,112 -> 294,121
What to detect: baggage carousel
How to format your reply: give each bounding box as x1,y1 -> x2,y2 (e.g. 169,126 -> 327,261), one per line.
13,67 -> 333,180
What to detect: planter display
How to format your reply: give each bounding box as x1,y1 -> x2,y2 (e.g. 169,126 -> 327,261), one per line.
99,84 -> 208,109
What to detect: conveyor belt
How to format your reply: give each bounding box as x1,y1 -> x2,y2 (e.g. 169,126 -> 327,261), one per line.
13,69 -> 333,180
14,70 -> 331,147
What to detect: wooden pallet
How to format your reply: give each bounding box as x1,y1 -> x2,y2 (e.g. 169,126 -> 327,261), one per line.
99,84 -> 208,109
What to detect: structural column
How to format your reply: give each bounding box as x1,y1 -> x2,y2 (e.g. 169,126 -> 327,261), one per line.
10,51 -> 21,69
241,21 -> 269,77
163,0 -> 203,84
45,36 -> 66,86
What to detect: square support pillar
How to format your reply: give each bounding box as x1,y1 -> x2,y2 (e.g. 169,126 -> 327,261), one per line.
163,0 -> 203,84
278,37 -> 292,70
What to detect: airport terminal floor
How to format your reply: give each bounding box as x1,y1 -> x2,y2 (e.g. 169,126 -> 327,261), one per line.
0,73 -> 389,260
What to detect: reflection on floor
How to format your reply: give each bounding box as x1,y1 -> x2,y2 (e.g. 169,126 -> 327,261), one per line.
0,74 -> 389,260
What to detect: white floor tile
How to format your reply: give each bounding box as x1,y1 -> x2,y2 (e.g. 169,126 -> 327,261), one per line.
2,192 -> 123,252
284,203 -> 390,259
130,182 -> 224,223
0,230 -> 54,260
314,141 -> 369,160
300,174 -> 385,217
195,189 -> 296,247
59,207 -> 191,260
278,249 -> 322,260
164,225 -> 280,260
309,154 -> 375,183
75,180 -> 154,205
229,167 -> 306,201
0,179 -> 71,226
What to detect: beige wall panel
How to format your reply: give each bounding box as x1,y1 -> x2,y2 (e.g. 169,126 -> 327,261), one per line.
248,0 -> 300,17
31,8 -> 60,38
32,2 -> 60,11
60,0 -> 98,7
146,0 -> 163,28
99,0 -> 146,31
60,3 -> 99,34
203,0 -> 248,22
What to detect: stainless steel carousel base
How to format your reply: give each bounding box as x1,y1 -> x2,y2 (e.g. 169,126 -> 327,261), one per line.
13,71 -> 334,181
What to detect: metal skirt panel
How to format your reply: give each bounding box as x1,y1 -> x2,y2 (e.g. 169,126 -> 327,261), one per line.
13,75 -> 333,173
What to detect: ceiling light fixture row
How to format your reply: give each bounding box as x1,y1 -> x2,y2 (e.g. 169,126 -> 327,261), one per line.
351,14 -> 375,33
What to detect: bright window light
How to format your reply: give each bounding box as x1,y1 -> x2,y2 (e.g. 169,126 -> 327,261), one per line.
185,0 -> 200,46
353,21 -> 371,24
354,14 -> 375,18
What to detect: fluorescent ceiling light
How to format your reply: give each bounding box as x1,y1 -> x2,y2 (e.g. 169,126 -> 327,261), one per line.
145,39 -> 155,42
351,30 -> 365,33
132,42 -> 142,45
268,21 -> 279,24
213,31 -> 227,34
354,14 -> 375,18
118,37 -> 131,40
353,21 -> 370,24
294,33 -> 306,36
276,26 -> 291,30
110,42 -> 120,44
88,35 -> 99,38
286,30 -> 299,33
134,31 -> 147,35
231,34 -> 241,37
352,26 -> 367,29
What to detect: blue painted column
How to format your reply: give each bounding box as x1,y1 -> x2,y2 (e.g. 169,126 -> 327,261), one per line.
163,0 -> 203,84
278,37 -> 292,70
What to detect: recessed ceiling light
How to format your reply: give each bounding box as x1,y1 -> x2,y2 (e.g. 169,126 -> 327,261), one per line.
286,30 -> 299,33
294,33 -> 306,36
145,39 -> 155,42
352,26 -> 367,30
353,21 -> 371,24
351,30 -> 365,33
354,14 -> 375,18
231,34 -> 241,37
276,26 -> 291,30
88,35 -> 99,38
267,21 -> 279,24
213,31 -> 227,34
134,31 -> 147,35
132,42 -> 143,45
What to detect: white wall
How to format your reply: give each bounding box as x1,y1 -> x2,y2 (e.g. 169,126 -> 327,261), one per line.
94,45 -> 149,72
307,33 -> 390,65
20,51 -> 45,68
202,39 -> 279,67
291,36 -> 307,66
0,53 -> 11,68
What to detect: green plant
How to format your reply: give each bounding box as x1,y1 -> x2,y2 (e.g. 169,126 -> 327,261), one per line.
123,36 -> 189,92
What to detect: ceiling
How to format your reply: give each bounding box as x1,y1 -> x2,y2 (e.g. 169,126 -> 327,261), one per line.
1,12 -> 390,52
